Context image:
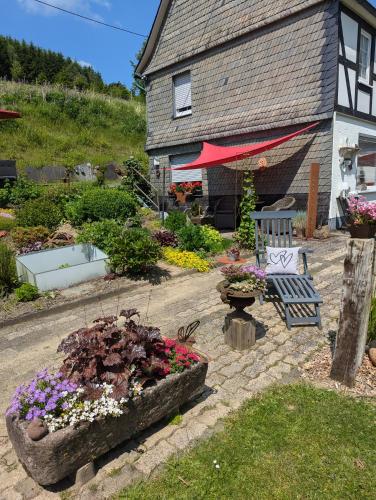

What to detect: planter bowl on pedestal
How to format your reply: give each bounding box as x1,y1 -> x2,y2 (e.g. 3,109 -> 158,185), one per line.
217,280 -> 262,350
6,360 -> 208,486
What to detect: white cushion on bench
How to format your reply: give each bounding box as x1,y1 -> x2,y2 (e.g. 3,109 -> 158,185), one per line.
265,246 -> 300,275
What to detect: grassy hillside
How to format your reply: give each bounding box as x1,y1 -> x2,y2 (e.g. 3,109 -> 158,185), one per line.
0,81 -> 147,170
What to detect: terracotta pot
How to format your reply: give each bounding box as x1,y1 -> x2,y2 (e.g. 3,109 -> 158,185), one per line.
175,191 -> 187,204
349,224 -> 376,239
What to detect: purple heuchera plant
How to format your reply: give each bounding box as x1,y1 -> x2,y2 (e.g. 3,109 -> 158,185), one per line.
6,369 -> 77,421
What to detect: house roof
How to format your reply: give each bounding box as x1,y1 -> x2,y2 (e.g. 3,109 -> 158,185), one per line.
136,0 -> 376,77
136,0 -> 327,77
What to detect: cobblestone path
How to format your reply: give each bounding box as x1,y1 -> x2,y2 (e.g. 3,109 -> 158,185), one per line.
0,235 -> 347,499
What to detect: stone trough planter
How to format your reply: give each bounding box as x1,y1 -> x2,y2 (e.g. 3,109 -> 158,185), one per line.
6,360 -> 208,486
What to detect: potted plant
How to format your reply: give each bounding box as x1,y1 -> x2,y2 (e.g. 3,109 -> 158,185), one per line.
217,264 -> 267,312
292,211 -> 307,239
226,246 -> 241,262
347,195 -> 376,238
5,310 -> 208,485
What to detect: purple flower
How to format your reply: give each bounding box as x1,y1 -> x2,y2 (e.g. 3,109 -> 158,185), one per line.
6,369 -> 78,421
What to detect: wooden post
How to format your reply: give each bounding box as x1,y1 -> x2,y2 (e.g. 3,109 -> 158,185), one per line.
224,310 -> 256,350
306,163 -> 320,239
330,238 -> 376,387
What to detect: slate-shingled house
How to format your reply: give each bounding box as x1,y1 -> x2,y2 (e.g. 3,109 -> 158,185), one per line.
136,0 -> 376,229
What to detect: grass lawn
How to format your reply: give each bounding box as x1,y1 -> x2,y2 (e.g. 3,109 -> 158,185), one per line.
119,384 -> 376,499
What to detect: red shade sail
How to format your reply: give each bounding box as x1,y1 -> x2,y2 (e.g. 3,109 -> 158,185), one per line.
175,122 -> 320,170
0,109 -> 21,119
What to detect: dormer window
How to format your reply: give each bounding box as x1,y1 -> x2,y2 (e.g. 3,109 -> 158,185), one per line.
173,72 -> 192,117
359,29 -> 371,84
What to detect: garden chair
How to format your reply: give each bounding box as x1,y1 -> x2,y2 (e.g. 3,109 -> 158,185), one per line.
250,210 -> 322,330
261,196 -> 296,212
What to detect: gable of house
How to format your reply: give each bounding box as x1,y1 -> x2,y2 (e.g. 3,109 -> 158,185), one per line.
145,0 -> 338,150
138,0 -> 333,76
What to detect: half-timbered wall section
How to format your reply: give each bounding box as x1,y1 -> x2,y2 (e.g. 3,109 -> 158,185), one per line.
337,4 -> 376,120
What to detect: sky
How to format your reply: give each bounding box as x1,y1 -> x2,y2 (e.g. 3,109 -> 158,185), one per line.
0,0 -> 161,87
2,0 -> 376,87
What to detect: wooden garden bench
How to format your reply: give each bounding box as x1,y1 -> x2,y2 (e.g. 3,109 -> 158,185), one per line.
250,210 -> 322,330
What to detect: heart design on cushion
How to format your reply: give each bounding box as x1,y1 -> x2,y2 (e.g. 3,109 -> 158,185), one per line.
269,250 -> 293,269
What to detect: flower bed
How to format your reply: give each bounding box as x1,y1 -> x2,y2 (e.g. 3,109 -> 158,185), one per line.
6,310 -> 207,485
163,247 -> 211,272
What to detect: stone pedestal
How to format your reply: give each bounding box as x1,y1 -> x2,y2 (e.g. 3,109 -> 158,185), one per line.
224,310 -> 256,350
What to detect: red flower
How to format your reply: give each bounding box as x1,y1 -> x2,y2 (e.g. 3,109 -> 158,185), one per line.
175,355 -> 187,363
175,345 -> 189,355
162,365 -> 171,376
188,353 -> 200,362
164,338 -> 177,349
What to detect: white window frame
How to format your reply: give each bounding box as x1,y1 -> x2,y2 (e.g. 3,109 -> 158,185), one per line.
359,29 -> 372,84
173,71 -> 192,118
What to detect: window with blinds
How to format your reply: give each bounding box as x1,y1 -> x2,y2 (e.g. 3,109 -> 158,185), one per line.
173,72 -> 192,118
170,153 -> 201,183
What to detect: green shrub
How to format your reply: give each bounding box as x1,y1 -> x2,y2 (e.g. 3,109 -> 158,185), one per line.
177,224 -> 224,254
177,224 -> 206,253
65,187 -> 138,225
0,215 -> 17,231
109,228 -> 161,274
76,220 -> 123,253
368,297 -> 376,343
164,210 -> 187,233
200,225 -> 225,253
0,243 -> 18,296
41,182 -> 90,208
16,198 -> 63,230
10,226 -> 50,249
0,177 -> 42,207
235,170 -> 257,249
15,283 -> 40,302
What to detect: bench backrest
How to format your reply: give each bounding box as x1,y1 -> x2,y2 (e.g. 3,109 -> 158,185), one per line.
250,210 -> 297,263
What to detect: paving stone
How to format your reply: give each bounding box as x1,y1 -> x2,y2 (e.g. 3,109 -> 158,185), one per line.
134,441 -> 176,477
141,424 -> 179,450
243,359 -> 268,378
0,235 -> 348,499
246,373 -> 276,392
258,342 -> 275,355
265,351 -> 284,367
221,375 -> 249,392
266,361 -> 292,380
0,488 -> 23,500
94,464 -> 142,499
284,351 -> 310,366
195,404 -> 232,427
219,361 -> 248,378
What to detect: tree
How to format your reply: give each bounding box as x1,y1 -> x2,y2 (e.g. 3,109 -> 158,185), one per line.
106,82 -> 131,100
0,38 -> 11,79
131,41 -> 146,99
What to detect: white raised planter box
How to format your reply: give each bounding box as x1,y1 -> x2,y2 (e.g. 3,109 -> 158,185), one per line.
16,244 -> 109,291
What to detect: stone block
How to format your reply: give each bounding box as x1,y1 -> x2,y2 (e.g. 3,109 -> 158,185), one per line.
6,362 -> 208,486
